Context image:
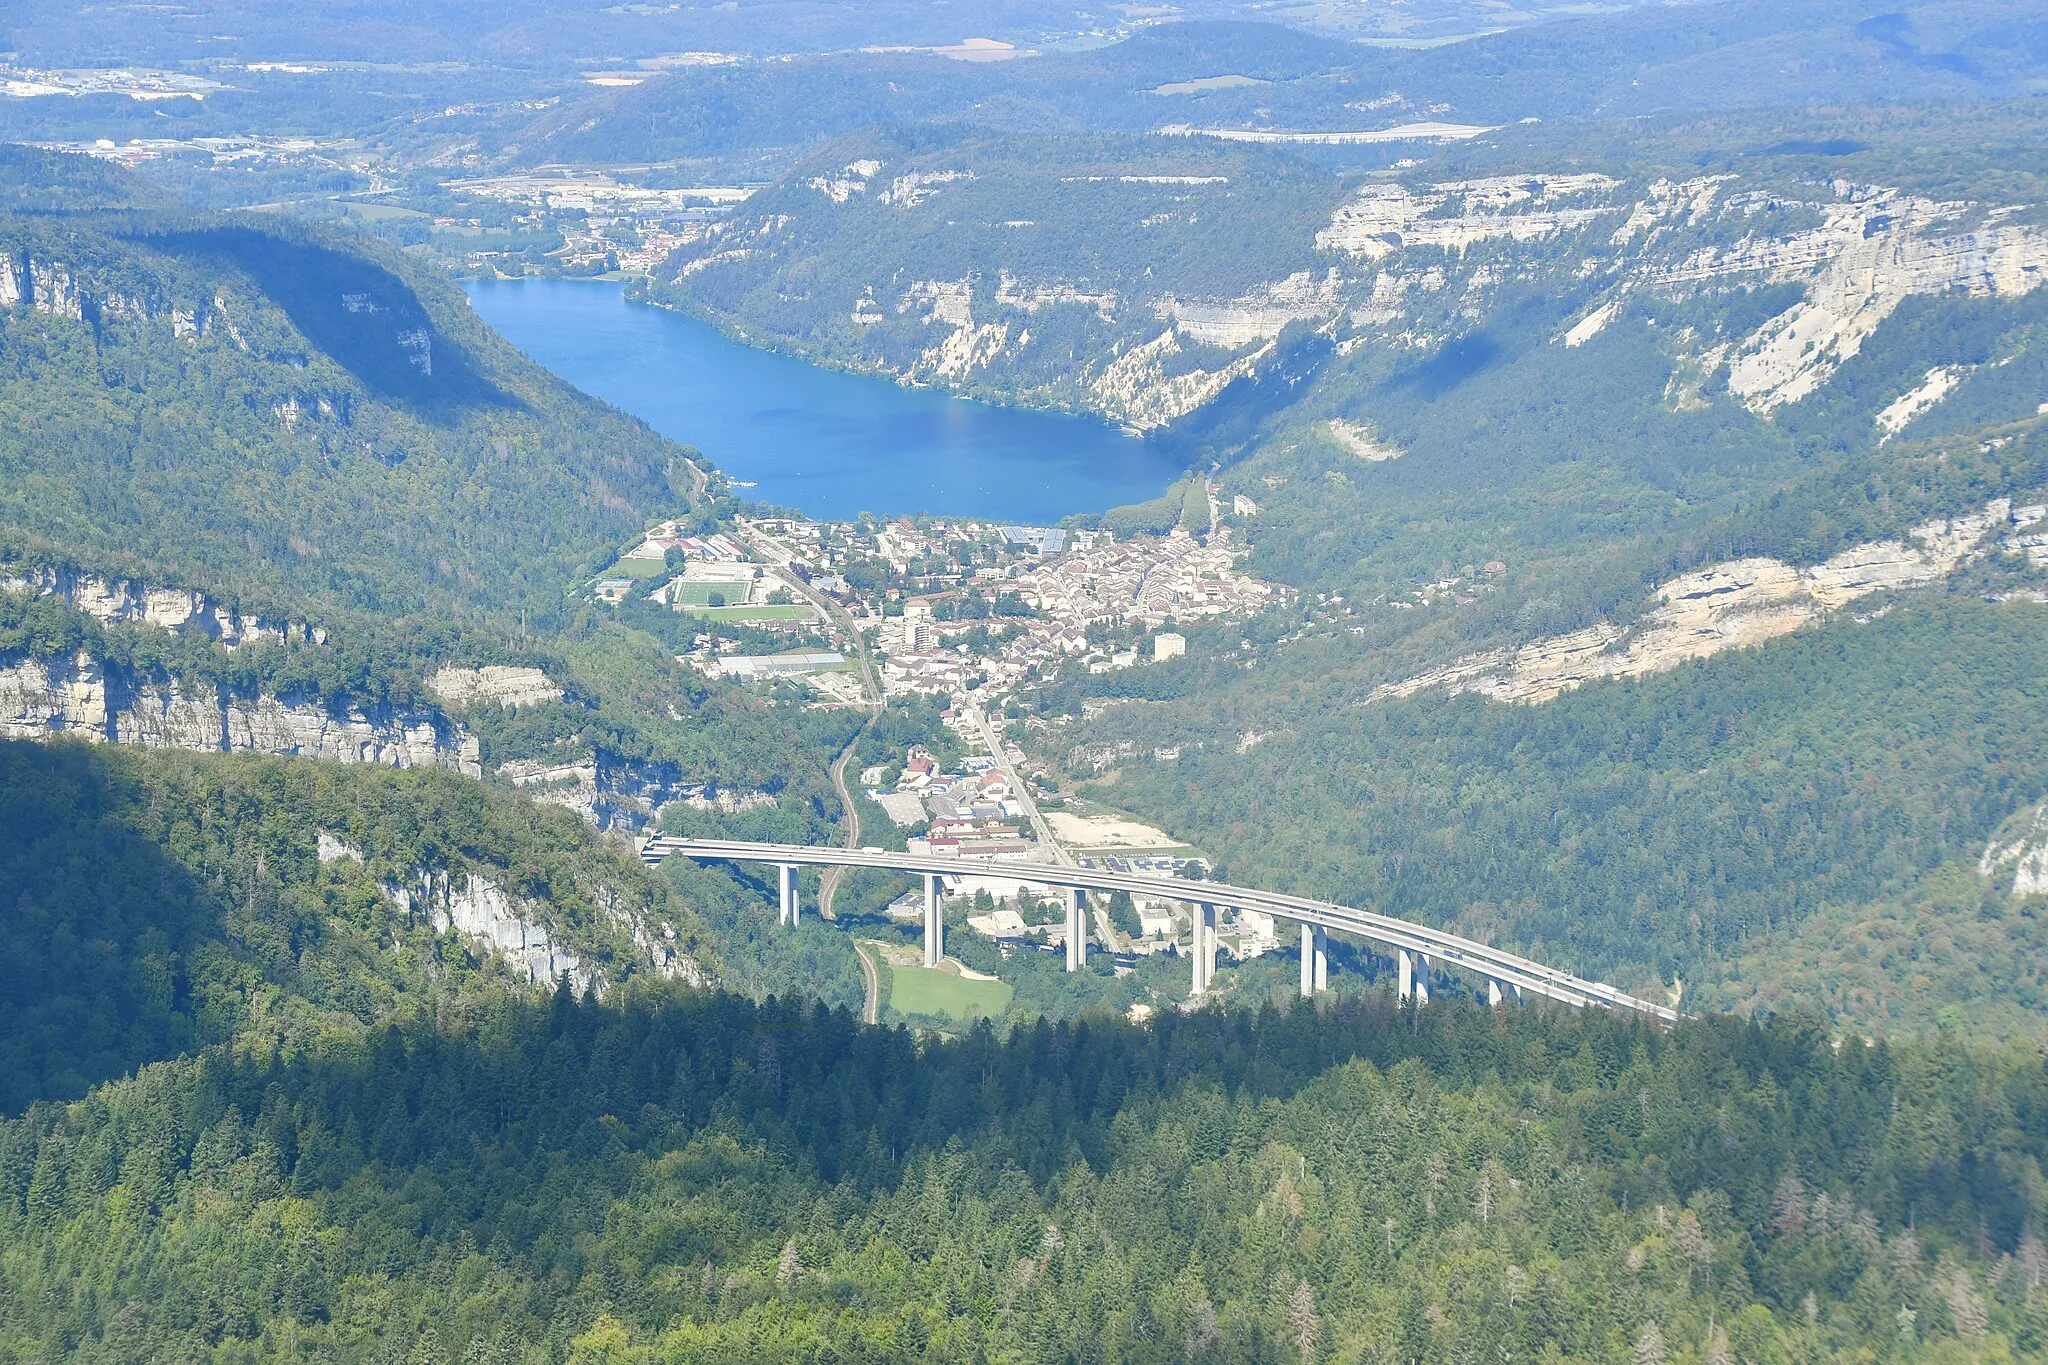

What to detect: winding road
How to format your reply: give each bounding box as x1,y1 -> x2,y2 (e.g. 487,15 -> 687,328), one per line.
736,521 -> 884,925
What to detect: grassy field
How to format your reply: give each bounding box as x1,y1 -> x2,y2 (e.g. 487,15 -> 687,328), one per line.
687,604 -> 813,621
610,556 -> 671,580
670,580 -> 758,606
335,200 -> 429,222
889,965 -> 1013,1022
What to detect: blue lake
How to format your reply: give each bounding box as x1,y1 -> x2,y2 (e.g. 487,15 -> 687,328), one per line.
464,278 -> 1181,523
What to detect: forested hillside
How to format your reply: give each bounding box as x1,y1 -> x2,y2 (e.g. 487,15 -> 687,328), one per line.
1045,589 -> 2048,1033
2,982 -> 2043,1362
0,146 -> 686,629
0,738 -> 705,1114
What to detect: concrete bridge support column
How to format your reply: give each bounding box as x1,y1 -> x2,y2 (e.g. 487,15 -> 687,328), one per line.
1398,949 -> 1413,1002
1488,979 -> 1503,1008
779,864 -> 797,927
1416,953 -> 1431,1006
1299,922 -> 1314,999
1065,888 -> 1085,972
1313,926 -> 1329,993
923,873 -> 941,968
1191,903 -> 1217,995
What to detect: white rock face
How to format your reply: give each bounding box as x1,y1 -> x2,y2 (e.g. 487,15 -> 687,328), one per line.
922,320 -> 1013,380
1328,419 -> 1403,461
1318,174 -> 1620,259
881,170 -> 971,206
0,650 -> 480,773
436,874 -> 593,992
1371,499 -> 2016,706
1157,269 -> 1346,348
497,753 -> 766,833
995,271 -> 1118,321
1,562 -> 314,646
1875,365 -> 1969,439
1090,330 -> 1271,431
1980,805 -> 2048,897
388,868 -> 708,993
1318,171 -> 2048,421
807,163 -> 873,203
904,278 -> 974,327
318,831 -> 364,863
30,259 -> 82,320
1561,301 -> 1619,347
427,665 -> 563,710
1652,189 -> 2048,412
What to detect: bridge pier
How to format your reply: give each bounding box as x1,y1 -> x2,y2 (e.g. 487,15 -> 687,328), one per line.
1065,888 -> 1085,972
638,837 -> 1684,1026
1191,903 -> 1217,995
923,873 -> 942,967
1488,978 -> 1503,1008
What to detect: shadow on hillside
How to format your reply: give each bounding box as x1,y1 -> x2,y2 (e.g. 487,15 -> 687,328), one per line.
142,227 -> 515,418
0,739 -> 233,1113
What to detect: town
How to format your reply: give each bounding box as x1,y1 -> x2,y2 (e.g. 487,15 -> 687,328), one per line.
583,479 -> 1291,972
589,481 -> 1279,707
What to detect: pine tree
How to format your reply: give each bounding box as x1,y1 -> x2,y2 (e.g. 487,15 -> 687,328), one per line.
1287,1279 -> 1319,1364
1947,1268 -> 1990,1340
1634,1320 -> 1666,1365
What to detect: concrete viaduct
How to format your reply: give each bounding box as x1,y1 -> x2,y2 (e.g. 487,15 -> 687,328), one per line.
641,837 -> 1679,1024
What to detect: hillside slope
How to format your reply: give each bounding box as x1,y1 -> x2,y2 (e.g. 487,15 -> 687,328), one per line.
0,986 -> 2042,1361
0,737 -> 707,1115
0,147 -> 689,629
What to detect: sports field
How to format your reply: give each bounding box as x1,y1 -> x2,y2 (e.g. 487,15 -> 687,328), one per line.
888,965 -> 1013,1021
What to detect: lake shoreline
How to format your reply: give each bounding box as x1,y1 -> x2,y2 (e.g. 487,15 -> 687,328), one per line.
465,277 -> 1182,523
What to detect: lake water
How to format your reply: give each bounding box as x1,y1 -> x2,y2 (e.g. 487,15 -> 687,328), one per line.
465,278 -> 1181,523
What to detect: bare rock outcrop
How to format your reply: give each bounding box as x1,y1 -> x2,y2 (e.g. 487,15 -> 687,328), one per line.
1370,499 -> 2017,707
426,665 -> 562,710
384,867 -> 709,992
1,562 -> 319,647
1980,804 -> 2048,898
498,752 -> 769,833
0,649 -> 479,773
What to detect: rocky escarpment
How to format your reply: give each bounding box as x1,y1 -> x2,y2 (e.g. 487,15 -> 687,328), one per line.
325,837 -> 710,993
2,561 -> 322,647
666,146 -> 2048,439
426,664 -> 563,710
1370,498 -> 2032,706
2,563 -> 475,772
0,648 -> 478,773
498,752 -> 772,833
1980,804 -> 2048,899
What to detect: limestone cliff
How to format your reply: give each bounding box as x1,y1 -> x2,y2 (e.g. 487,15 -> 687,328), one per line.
2,562 -> 477,772
663,150 -> 2048,438
1,561 -> 320,647
498,751 -> 771,833
1981,804 -> 2048,900
1369,499 -> 2023,707
426,664 -> 562,710
0,649 -> 479,773
378,864 -> 709,994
